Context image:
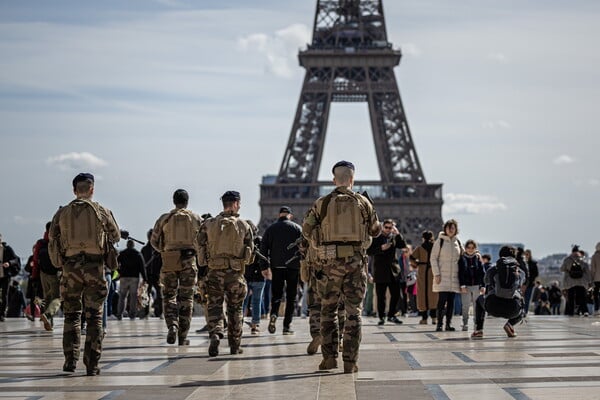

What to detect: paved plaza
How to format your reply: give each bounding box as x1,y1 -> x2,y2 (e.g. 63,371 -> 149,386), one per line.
1,314 -> 600,399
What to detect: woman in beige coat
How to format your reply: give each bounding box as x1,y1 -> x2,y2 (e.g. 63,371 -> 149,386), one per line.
411,231 -> 438,325
431,219 -> 463,331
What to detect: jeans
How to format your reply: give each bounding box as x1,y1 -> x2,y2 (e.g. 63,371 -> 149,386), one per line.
243,281 -> 265,324
262,279 -> 272,316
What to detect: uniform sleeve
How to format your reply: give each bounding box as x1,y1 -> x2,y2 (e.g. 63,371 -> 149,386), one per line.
150,215 -> 166,252
302,202 -> 320,241
100,206 -> 121,244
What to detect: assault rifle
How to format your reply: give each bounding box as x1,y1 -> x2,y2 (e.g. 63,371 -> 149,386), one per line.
284,236 -> 305,266
120,230 -> 145,246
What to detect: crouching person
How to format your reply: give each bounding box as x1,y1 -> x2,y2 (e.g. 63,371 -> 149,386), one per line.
472,246 -> 526,338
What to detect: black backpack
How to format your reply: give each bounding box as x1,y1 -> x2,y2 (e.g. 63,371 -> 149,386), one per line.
38,239 -> 59,275
494,257 -> 520,299
569,261 -> 583,279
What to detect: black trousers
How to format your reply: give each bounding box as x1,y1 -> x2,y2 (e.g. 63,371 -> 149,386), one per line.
375,280 -> 400,319
270,267 -> 299,329
565,286 -> 587,316
436,291 -> 455,327
0,277 -> 10,317
475,294 -> 523,330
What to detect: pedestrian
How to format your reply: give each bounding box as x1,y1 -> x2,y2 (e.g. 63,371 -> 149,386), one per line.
150,189 -> 202,345
242,228 -> 268,334
471,245 -> 526,338
458,239 -> 484,331
560,245 -> 590,316
0,232 -> 21,321
523,249 -> 539,316
590,242 -> 600,314
35,222 -> 61,331
302,160 -> 381,373
115,240 -> 146,320
411,230 -> 438,325
198,191 -> 254,357
262,206 -> 303,335
431,219 -> 463,332
48,172 -> 121,375
141,229 -> 163,318
366,219 -> 406,325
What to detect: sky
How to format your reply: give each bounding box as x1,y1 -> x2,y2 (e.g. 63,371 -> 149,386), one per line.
1,0 -> 599,261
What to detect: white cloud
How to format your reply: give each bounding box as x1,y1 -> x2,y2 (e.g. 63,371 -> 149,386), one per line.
47,152 -> 108,171
553,154 -> 575,165
482,120 -> 511,129
487,52 -> 508,63
444,193 -> 507,215
238,23 -> 311,79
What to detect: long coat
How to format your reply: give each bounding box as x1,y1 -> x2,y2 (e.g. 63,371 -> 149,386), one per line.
430,232 -> 462,293
411,241 -> 438,311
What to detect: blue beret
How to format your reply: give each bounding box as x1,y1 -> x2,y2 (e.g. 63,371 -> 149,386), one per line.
332,160 -> 355,174
221,190 -> 241,202
72,172 -> 94,189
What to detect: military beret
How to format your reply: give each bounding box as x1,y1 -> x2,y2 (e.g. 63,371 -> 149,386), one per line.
279,206 -> 292,214
72,172 -> 94,189
332,160 -> 355,174
221,190 -> 241,202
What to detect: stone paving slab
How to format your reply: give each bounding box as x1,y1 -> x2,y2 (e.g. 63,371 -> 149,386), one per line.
1,314 -> 600,399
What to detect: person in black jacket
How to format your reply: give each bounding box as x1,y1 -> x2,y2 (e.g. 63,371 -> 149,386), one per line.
458,240 -> 485,331
366,219 -> 407,325
141,229 -> 163,318
261,206 -> 302,335
0,233 -> 21,321
523,249 -> 539,316
115,240 -> 147,320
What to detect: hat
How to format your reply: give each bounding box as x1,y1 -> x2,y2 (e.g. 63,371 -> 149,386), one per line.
279,206 -> 292,214
331,160 -> 355,174
221,190 -> 241,202
572,244 -> 580,253
72,173 -> 94,189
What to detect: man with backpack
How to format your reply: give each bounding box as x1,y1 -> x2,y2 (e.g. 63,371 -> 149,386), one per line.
35,222 -> 61,331
560,245 -> 591,316
48,173 -> 121,375
198,190 -> 254,357
471,245 -> 526,338
302,160 -> 381,374
151,189 -> 203,346
0,232 -> 21,321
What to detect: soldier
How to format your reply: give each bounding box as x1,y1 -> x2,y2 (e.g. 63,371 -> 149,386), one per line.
150,189 -> 202,346
198,191 -> 254,357
302,160 -> 380,373
48,173 -> 120,375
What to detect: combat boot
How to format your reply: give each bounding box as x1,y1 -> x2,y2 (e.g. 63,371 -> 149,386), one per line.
178,337 -> 190,346
343,361 -> 358,374
41,314 -> 53,331
86,366 -> 101,376
318,357 -> 338,370
62,361 -> 76,373
167,326 -> 178,344
307,336 -> 321,355
208,335 -> 220,357
230,347 -> 244,355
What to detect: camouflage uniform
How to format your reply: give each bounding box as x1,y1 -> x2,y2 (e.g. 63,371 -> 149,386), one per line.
198,210 -> 253,356
306,261 -> 345,346
151,208 -> 202,344
303,185 -> 379,372
49,199 -> 120,375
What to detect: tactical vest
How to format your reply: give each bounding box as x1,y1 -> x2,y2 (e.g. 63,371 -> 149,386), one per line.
59,199 -> 105,257
205,215 -> 251,270
162,209 -> 197,251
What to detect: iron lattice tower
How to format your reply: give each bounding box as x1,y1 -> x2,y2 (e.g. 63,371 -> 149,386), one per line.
259,0 -> 443,244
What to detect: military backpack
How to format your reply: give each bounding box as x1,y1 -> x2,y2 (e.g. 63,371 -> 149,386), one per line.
59,199 -> 105,257
205,215 -> 252,269
162,209 -> 197,251
319,190 -> 367,244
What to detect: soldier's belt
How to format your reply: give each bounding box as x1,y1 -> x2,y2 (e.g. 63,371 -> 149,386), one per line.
65,253 -> 103,263
316,244 -> 363,260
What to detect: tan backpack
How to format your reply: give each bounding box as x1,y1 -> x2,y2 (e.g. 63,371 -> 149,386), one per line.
205,215 -> 249,263
319,191 -> 367,244
162,209 -> 197,251
59,199 -> 105,257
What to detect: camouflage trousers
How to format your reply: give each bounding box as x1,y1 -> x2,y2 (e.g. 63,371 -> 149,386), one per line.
160,257 -> 198,340
316,255 -> 366,363
60,259 -> 107,370
40,271 -> 61,318
206,268 -> 247,349
307,270 -> 345,340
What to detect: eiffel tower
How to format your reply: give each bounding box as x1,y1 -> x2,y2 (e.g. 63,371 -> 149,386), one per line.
259,0 -> 443,244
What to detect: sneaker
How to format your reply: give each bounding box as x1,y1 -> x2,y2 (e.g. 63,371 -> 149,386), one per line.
208,335 -> 220,357
431,318 -> 437,325
471,330 -> 483,338
167,326 -> 178,344
387,316 -> 403,324
343,361 -> 358,374
418,319 -> 428,325
503,322 -> 516,338
377,318 -> 385,326
230,347 -> 243,355
445,325 -> 456,332
282,328 -> 294,335
41,314 -> 53,331
25,312 -> 35,322
251,324 -> 259,335
318,357 -> 338,370
307,336 -> 321,355
62,362 -> 76,373
435,326 -> 443,332
268,315 -> 277,334
195,325 -> 209,333
462,325 -> 468,331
